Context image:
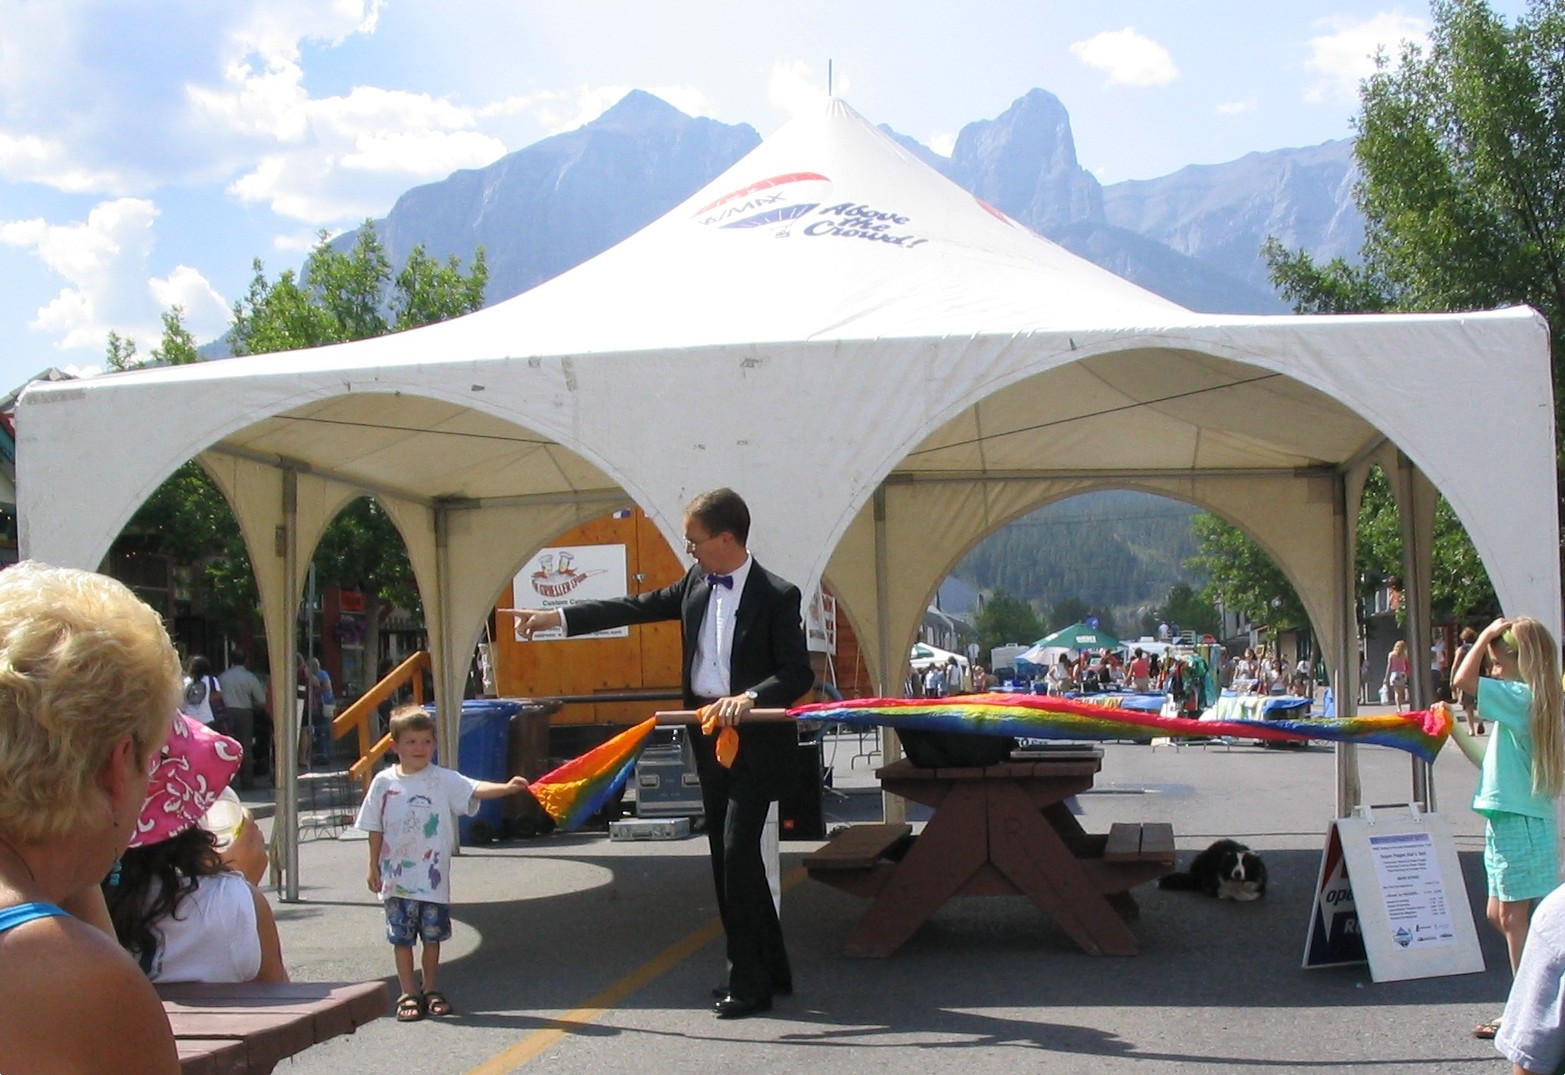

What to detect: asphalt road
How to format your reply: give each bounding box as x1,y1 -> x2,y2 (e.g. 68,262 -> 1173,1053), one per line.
253,720 -> 1520,1075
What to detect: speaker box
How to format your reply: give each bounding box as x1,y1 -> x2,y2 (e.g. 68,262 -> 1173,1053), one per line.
777,738 -> 825,841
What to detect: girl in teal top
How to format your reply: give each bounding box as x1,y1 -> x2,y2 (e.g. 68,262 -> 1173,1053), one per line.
1450,616 -> 1564,1040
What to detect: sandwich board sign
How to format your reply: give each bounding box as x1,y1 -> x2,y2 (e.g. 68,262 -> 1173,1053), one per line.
1303,803 -> 1483,982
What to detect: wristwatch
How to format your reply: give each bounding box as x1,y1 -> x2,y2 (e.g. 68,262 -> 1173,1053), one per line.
744,688 -> 759,703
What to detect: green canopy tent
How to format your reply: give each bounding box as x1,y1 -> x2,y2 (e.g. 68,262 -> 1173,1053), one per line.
1036,622 -> 1122,651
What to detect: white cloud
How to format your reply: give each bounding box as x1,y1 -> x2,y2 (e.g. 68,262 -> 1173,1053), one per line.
928,133 -> 956,158
1304,13 -> 1429,104
0,132 -> 120,192
186,55 -> 312,143
769,60 -> 849,117
0,198 -> 222,356
0,1 -> 389,195
1216,97 -> 1259,116
226,0 -> 385,63
213,80 -> 509,221
1070,27 -> 1179,87
149,265 -> 230,341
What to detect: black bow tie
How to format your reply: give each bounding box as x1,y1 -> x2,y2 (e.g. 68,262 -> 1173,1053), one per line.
707,573 -> 734,589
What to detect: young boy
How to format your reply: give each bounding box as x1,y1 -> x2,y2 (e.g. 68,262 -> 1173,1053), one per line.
355,705 -> 530,1022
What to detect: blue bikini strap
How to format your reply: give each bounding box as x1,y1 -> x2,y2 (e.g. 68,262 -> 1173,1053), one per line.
0,901 -> 68,934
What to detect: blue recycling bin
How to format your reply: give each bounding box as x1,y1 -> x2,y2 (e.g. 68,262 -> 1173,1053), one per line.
428,699 -> 526,845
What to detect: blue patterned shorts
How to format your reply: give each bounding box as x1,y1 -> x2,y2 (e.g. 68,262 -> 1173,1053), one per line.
384,896 -> 452,946
1484,812 -> 1559,902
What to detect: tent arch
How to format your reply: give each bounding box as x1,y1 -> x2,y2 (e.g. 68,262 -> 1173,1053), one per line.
827,474 -> 1350,696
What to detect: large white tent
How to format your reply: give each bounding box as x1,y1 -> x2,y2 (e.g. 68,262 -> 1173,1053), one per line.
17,99 -> 1559,895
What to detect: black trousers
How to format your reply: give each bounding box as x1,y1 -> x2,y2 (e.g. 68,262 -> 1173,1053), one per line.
690,715 -> 791,1001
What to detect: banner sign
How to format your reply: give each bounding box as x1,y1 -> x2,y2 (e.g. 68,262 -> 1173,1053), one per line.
1303,805 -> 1483,982
513,545 -> 628,640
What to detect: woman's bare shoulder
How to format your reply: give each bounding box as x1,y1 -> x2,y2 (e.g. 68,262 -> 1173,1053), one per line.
0,916 -> 179,1074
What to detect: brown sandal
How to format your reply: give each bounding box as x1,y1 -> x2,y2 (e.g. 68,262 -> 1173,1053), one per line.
1474,1016 -> 1502,1039
396,992 -> 424,1022
423,990 -> 454,1017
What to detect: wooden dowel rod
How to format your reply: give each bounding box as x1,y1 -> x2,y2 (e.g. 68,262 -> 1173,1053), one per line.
654,709 -> 793,724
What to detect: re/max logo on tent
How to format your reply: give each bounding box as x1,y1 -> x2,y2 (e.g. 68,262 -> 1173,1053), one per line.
692,172 -> 929,248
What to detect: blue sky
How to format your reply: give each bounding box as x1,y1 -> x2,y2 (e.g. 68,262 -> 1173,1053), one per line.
0,1 -> 1532,392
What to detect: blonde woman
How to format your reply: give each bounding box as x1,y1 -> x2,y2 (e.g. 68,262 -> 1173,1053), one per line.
0,562 -> 185,1073
1449,617 -> 1564,1040
1384,639 -> 1412,710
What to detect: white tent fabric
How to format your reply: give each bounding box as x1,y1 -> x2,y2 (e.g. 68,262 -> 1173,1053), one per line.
16,99 -> 1559,892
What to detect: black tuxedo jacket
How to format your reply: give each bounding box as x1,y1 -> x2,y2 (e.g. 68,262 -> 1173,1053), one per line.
562,559 -> 814,796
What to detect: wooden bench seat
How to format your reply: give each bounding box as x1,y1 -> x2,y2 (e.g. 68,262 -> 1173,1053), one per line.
804,822 -> 913,870
1104,822 -> 1176,865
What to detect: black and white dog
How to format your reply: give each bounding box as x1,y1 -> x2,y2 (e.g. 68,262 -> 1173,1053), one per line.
1158,839 -> 1268,901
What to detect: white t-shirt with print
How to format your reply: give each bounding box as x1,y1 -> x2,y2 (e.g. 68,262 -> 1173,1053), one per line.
354,763 -> 480,904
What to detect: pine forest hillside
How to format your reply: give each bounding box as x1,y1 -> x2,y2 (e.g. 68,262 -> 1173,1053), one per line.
954,491 -> 1201,622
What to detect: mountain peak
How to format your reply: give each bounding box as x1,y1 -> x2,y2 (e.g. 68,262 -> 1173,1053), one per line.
945,87 -> 1103,231
588,90 -> 693,132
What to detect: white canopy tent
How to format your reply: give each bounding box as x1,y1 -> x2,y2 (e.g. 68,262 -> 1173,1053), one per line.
17,99 -> 1559,897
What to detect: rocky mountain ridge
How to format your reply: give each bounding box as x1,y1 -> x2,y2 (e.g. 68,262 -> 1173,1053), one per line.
366,88 -> 1362,318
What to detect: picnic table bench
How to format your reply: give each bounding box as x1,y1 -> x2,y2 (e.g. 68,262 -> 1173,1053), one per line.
806,749 -> 1175,957
159,979 -> 388,1075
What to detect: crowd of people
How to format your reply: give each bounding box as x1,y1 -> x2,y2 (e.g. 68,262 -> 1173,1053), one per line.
5,550 -> 1565,1069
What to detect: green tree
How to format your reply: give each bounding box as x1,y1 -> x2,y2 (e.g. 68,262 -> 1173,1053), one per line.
975,592 -> 1044,657
105,330 -> 139,371
395,246 -> 489,331
1262,0 -> 1565,592
1187,469 -> 1497,639
1157,583 -> 1220,638
1186,513 -> 1309,631
1044,597 -> 1116,637
1353,467 -> 1497,621
114,226 -> 488,671
1260,238 -> 1392,314
150,307 -> 201,365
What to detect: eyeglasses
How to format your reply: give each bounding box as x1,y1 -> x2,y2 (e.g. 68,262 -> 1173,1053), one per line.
684,534 -> 719,554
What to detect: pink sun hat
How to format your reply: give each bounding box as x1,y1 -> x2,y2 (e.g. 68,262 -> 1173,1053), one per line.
129,713 -> 243,849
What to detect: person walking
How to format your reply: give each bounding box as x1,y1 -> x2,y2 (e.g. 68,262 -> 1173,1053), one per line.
1384,640 -> 1412,711
180,655 -> 223,727
218,650 -> 268,789
509,489 -> 812,1019
305,658 -> 334,766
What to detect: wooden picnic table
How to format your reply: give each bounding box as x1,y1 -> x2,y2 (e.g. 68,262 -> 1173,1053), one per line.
805,747 -> 1174,957
158,979 -> 388,1075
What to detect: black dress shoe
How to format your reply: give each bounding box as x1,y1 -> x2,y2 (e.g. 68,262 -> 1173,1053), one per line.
713,993 -> 771,1019
713,980 -> 791,998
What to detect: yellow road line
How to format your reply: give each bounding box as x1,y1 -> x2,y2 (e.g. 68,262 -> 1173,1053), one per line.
464,865 -> 808,1075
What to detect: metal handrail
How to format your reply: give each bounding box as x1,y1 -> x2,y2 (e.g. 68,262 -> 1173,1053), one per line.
332,651 -> 429,789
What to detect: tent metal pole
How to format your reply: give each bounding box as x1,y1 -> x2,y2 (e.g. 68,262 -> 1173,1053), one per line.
433,504 -> 461,774
1333,472 -> 1362,817
873,486 -> 905,825
1394,451 -> 1437,811
279,468 -> 301,902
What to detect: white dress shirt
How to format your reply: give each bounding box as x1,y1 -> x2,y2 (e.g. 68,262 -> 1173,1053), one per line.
690,555 -> 753,699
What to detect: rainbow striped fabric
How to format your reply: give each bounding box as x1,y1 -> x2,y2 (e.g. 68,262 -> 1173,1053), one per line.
790,692 -> 1453,764
530,717 -> 658,831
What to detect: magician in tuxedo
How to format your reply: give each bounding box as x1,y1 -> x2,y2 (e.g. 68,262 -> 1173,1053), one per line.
511,488 -> 814,1019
